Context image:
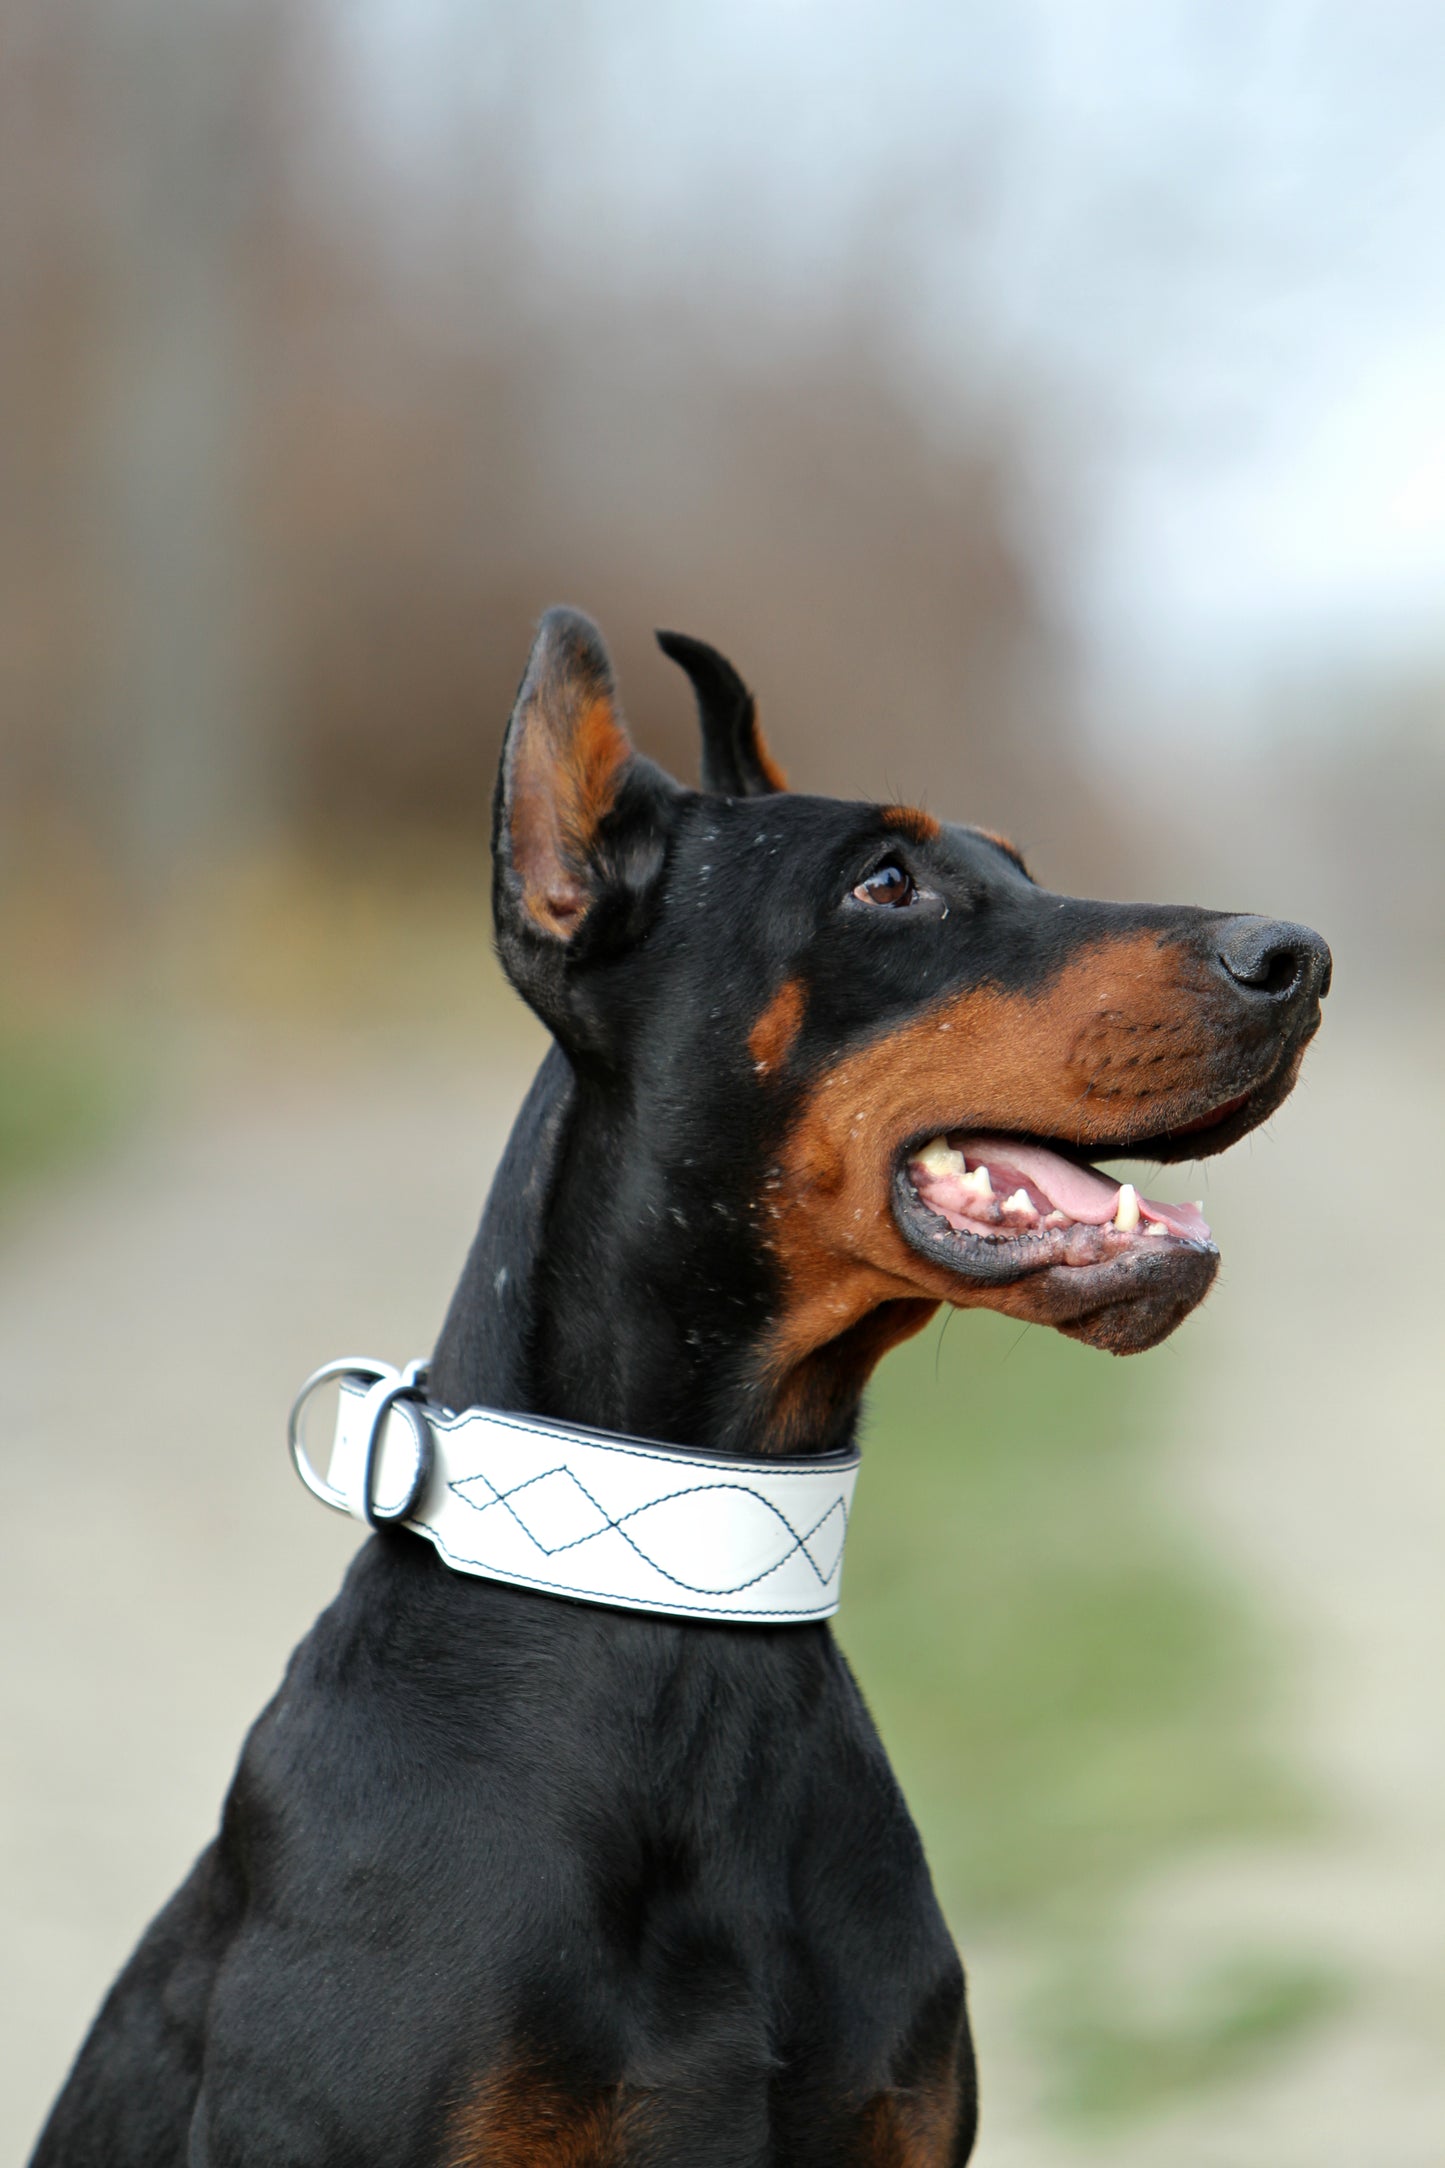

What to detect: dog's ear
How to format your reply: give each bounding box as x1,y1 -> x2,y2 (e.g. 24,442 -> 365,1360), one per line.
494,611 -> 677,1022
495,608 -> 632,943
656,630 -> 788,798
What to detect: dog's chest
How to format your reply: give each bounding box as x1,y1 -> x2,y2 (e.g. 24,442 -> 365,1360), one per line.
210,1562 -> 975,2165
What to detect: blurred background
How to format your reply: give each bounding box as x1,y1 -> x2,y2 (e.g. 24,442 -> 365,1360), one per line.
3,2 -> 1443,2160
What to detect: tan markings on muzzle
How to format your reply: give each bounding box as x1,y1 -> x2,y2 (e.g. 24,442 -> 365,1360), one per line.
759,931 -> 1216,1372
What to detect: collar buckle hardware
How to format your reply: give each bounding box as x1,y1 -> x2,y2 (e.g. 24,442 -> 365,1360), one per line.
288,1358 -> 432,1527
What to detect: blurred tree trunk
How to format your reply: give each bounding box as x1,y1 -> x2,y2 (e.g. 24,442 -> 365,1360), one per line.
84,0 -> 273,895
2,0 -> 1094,894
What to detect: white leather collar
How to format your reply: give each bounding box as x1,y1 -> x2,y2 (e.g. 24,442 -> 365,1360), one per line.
288,1359 -> 859,1625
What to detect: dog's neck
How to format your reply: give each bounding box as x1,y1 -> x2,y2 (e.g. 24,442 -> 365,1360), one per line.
430,1043 -> 575,1420
429,1041 -> 892,1460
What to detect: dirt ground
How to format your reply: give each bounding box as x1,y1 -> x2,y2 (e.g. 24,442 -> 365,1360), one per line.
4,982 -> 1442,2163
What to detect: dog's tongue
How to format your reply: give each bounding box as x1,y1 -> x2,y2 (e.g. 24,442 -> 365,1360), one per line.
962,1137 -> 1123,1222
950,1135 -> 1211,1243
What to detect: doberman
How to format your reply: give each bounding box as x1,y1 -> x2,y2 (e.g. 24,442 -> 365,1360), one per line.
33,608 -> 1329,2166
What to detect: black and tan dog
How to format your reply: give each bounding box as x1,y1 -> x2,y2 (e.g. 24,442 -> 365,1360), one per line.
33,610 -> 1329,2165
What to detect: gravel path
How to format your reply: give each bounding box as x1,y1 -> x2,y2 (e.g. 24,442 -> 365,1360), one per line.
4,991 -> 1439,2162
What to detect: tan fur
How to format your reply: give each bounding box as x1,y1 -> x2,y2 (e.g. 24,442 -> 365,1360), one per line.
758,930 -> 1214,1389
448,2064 -> 652,2168
968,826 -> 1028,872
749,976 -> 806,1076
748,704 -> 789,793
509,690 -> 631,939
878,804 -> 942,845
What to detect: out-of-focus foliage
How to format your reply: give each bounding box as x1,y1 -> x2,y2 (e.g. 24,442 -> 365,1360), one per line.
0,1024 -> 135,1211
0,0 -> 1080,899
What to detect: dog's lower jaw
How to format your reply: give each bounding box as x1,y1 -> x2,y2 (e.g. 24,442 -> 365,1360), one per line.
973,1244 -> 1221,1354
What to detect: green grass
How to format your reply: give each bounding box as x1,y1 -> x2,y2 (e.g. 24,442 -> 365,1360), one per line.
0,1023 -> 136,1211
1034,1953 -> 1348,2123
837,1310 -> 1337,2122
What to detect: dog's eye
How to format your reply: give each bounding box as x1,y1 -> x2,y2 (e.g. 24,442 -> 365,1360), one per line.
853,864 -> 917,908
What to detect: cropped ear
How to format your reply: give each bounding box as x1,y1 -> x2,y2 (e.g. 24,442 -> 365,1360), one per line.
495,607 -> 634,942
656,629 -> 788,798
494,611 -> 675,1009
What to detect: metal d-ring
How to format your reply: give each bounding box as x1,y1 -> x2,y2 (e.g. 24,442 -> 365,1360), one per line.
356,1365 -> 433,1531
288,1357 -> 393,1512
288,1357 -> 434,1527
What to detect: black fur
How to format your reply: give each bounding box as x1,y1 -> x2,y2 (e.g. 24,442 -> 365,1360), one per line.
654,630 -> 781,799
32,609 -> 1328,2165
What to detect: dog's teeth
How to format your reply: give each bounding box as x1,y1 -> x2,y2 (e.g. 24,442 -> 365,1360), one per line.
915,1136 -> 965,1177
1113,1183 -> 1141,1232
959,1164 -> 993,1198
1002,1188 -> 1035,1218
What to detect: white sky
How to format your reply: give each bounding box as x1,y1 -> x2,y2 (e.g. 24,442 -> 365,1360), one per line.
341,0 -> 1445,729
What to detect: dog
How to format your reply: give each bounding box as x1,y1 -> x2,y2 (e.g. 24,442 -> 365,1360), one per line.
32,608 -> 1329,2165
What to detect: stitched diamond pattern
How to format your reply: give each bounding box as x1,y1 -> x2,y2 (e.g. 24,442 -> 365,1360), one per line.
451,1461 -> 849,1597
324,1368 -> 857,1619
484,1466 -> 612,1553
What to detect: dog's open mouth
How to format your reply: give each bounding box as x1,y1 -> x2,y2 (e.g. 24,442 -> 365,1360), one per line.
891,1129 -> 1224,1352
903,1133 -> 1212,1259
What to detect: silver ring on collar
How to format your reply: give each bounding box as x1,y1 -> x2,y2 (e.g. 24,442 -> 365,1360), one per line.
287,1357 -> 433,1527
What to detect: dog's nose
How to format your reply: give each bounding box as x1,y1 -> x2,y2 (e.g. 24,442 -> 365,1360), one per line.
1216,916 -> 1332,1003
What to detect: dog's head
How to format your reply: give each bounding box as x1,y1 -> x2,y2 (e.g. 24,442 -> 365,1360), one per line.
491,608 -> 1329,1452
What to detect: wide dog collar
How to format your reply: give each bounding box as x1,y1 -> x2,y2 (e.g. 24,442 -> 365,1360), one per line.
288,1359 -> 859,1625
